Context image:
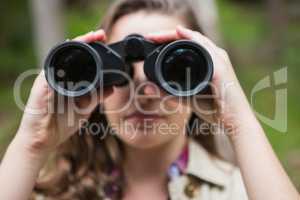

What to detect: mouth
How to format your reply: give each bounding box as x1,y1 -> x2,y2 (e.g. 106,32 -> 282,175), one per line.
124,111 -> 165,123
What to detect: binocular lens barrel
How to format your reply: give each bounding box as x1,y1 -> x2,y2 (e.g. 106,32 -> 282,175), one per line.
149,41 -> 213,97
45,42 -> 103,97
162,49 -> 207,91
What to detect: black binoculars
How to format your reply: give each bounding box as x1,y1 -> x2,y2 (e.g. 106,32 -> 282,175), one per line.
44,34 -> 213,97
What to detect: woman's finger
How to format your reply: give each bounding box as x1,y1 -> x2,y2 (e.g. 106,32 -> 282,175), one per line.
145,30 -> 179,43
147,26 -> 219,59
73,29 -> 107,43
176,26 -> 218,55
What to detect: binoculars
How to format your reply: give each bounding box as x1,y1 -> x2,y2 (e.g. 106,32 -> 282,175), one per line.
44,34 -> 213,97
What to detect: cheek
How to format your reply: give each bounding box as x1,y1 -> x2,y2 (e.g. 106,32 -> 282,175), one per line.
103,87 -> 131,128
162,98 -> 192,130
104,86 -> 131,111
160,97 -> 192,116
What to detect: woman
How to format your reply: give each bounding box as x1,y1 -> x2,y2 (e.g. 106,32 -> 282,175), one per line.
0,0 -> 299,199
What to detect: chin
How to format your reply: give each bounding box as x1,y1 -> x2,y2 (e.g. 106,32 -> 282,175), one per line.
117,129 -> 172,150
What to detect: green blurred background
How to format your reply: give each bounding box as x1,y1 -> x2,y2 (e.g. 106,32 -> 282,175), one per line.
0,0 -> 299,190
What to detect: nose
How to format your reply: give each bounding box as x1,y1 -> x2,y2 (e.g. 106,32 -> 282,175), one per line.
132,61 -> 159,96
132,61 -> 147,83
132,61 -> 149,95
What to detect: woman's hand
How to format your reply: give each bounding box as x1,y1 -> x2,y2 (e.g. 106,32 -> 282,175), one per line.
146,26 -> 253,137
15,30 -> 113,158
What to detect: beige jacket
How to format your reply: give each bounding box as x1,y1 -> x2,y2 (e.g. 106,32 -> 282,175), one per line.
35,139 -> 248,200
168,139 -> 248,200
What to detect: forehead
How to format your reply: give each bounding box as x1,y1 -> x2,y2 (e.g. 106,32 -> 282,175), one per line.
108,11 -> 184,43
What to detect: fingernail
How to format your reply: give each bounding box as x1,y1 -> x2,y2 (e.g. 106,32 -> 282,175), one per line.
145,33 -> 154,38
177,25 -> 185,30
144,34 -> 154,39
95,29 -> 104,34
147,32 -> 160,37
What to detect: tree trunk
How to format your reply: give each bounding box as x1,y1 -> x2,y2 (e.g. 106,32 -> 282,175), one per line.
266,0 -> 288,54
29,0 -> 65,67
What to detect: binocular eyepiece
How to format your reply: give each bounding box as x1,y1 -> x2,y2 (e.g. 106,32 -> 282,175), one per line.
44,34 -> 213,97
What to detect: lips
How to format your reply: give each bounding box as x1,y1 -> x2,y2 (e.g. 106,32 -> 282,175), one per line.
124,111 -> 165,123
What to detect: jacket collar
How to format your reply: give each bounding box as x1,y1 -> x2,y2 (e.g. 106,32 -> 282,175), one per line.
185,138 -> 230,187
